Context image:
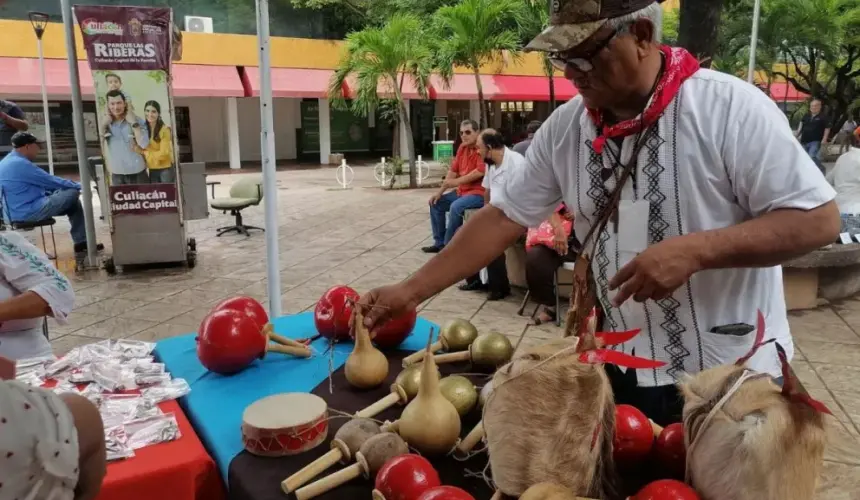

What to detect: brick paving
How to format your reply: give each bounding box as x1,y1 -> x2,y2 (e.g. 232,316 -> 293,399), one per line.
22,165 -> 860,497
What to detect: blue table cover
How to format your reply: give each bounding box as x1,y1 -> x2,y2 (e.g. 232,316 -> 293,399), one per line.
154,312 -> 439,480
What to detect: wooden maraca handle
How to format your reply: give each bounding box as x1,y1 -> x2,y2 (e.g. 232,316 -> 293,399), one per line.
650,420 -> 663,436
294,462 -> 362,500
455,421 -> 484,457
433,351 -> 471,364
380,420 -> 398,433
267,343 -> 312,358
268,330 -> 311,350
355,391 -> 401,419
281,448 -> 344,494
401,341 -> 443,367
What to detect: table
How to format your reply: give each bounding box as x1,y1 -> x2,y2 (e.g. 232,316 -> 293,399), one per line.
98,399 -> 225,500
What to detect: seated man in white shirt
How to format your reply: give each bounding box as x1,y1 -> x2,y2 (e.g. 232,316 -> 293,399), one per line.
826,134 -> 860,220
460,129 -> 526,300
357,0 -> 840,426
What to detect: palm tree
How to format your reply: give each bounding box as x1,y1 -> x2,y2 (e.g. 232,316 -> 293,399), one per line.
329,14 -> 435,188
515,0 -> 556,110
434,0 -> 522,128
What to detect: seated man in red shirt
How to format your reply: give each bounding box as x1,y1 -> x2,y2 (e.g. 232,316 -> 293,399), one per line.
422,119 -> 487,253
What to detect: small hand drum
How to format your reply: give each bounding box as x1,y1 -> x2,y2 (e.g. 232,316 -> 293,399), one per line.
242,393 -> 329,457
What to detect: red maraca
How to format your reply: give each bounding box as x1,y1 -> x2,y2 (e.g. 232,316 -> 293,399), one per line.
372,454 -> 441,500
654,423 -> 686,478
367,308 -> 417,349
198,309 -> 311,375
214,295 -> 310,351
417,486 -> 475,500
613,405 -> 654,464
631,479 -> 700,500
314,285 -> 359,340
213,295 -> 268,329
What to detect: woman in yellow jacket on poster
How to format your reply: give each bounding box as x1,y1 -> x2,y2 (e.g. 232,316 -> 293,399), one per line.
134,100 -> 175,184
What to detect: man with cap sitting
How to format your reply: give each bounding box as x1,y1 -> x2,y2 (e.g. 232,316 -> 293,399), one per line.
0,132 -> 96,254
357,0 -> 840,425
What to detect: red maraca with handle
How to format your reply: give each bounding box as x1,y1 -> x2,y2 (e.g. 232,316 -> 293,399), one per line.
631,480 -> 700,500
417,486 -> 475,500
372,454 -> 441,500
614,404 -> 655,464
213,295 -> 311,352
197,309 -> 310,375
654,423 -> 686,478
315,285 -> 360,340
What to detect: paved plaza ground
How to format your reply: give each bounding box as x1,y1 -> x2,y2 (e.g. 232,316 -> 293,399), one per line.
23,165 -> 860,497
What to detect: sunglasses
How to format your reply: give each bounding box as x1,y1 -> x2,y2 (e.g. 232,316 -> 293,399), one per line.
460,130 -> 473,136
549,28 -> 621,73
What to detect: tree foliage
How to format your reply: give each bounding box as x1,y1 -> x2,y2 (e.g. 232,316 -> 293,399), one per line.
515,0 -> 557,110
433,0 -> 522,128
714,0 -> 859,128
329,14 -> 437,187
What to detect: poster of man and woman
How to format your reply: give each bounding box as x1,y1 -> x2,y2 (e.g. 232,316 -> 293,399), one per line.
76,5 -> 180,216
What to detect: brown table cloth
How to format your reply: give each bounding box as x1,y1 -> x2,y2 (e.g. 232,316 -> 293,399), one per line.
227,350 -> 495,500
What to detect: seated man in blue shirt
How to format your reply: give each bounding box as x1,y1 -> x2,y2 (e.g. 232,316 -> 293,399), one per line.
0,132 -> 93,253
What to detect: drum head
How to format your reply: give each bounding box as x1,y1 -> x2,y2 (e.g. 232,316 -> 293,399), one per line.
243,393 -> 327,429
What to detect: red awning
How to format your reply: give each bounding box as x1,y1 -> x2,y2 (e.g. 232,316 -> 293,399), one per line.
344,74 -> 425,100
170,65 -> 245,97
241,67 -> 344,98
492,75 -> 578,101
0,57 -> 94,97
769,82 -> 808,102
430,74 -> 500,100
0,57 -> 245,98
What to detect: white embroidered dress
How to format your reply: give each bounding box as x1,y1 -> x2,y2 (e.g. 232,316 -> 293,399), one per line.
0,231 -> 75,360
495,69 -> 835,387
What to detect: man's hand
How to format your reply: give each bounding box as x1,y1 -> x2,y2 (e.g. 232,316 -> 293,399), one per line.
429,192 -> 442,206
358,283 -> 421,333
0,111 -> 8,123
441,178 -> 457,190
608,236 -> 703,306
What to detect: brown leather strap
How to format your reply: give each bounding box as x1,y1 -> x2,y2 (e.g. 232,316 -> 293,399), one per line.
578,125 -> 657,257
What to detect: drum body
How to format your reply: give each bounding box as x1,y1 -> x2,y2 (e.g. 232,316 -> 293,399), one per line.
241,393 -> 329,457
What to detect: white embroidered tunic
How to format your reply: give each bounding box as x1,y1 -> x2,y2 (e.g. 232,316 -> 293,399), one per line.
0,231 -> 75,360
495,69 -> 836,387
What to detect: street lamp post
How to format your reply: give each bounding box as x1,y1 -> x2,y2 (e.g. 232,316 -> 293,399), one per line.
29,11 -> 55,175
746,0 -> 762,85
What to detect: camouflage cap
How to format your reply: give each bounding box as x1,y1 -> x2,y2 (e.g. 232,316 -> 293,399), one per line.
526,0 -> 657,53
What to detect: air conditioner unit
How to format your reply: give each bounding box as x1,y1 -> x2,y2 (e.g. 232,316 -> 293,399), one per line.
184,16 -> 214,33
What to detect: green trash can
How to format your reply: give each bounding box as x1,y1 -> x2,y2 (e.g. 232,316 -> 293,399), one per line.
432,140 -> 455,161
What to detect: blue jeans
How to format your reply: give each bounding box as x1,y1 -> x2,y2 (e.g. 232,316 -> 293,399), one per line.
429,192 -> 484,247
25,189 -> 86,245
803,141 -> 823,172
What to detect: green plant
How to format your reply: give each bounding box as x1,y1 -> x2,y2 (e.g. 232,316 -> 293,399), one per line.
433,0 -> 522,128
329,14 -> 437,188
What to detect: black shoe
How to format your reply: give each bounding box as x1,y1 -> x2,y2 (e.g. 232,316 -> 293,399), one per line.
74,242 -> 105,253
487,289 -> 511,301
458,280 -> 487,292
421,245 -> 443,253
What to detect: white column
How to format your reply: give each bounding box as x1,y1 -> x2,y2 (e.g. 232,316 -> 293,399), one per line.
469,100 -> 481,124
225,97 -> 241,169
399,99 -> 410,159
318,98 -> 332,165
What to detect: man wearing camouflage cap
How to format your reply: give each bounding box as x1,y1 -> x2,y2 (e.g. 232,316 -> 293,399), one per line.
359,0 -> 839,424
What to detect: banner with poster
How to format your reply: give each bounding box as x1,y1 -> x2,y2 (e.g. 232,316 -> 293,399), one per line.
74,5 -> 179,217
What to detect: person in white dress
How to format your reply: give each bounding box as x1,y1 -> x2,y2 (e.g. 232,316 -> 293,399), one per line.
0,230 -> 75,360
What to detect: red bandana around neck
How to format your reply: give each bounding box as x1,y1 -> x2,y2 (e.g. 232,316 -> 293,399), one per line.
587,45 -> 700,154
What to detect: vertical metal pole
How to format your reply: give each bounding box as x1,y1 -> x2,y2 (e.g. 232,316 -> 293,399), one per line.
255,0 -> 282,317
61,0 -> 98,267
747,0 -> 762,84
36,38 -> 55,175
